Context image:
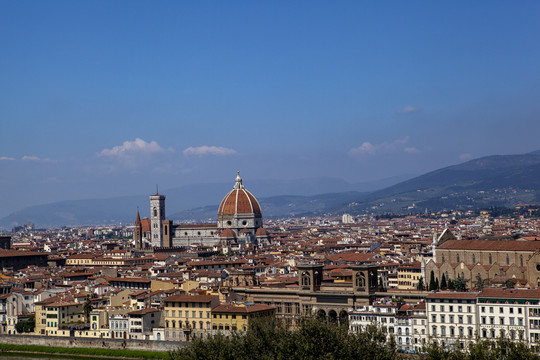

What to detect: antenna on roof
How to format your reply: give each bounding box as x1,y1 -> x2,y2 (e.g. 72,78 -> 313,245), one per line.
156,184 -> 159,195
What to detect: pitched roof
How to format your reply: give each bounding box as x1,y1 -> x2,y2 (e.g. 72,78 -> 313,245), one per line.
438,239 -> 540,251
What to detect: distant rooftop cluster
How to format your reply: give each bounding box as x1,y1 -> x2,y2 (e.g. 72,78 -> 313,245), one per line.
1,181 -> 540,354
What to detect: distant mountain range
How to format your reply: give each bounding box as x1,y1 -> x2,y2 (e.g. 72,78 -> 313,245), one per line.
338,151 -> 540,214
2,150 -> 540,228
0,175 -> 408,228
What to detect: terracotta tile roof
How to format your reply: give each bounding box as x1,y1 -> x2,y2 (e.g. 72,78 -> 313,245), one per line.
218,188 -> 261,216
0,250 -> 47,258
427,291 -> 479,300
326,252 -> 375,263
478,288 -> 540,299
438,239 -> 540,251
128,308 -> 160,315
141,218 -> 151,233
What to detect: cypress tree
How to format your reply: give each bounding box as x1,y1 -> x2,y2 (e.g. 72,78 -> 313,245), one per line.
440,273 -> 447,289
429,270 -> 436,291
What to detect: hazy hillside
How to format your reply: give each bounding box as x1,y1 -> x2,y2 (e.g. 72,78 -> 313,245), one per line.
170,191 -> 368,222
3,151 -> 539,228
339,153 -> 540,214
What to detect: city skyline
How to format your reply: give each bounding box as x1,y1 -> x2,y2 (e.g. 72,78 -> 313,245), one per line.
1,1 -> 539,217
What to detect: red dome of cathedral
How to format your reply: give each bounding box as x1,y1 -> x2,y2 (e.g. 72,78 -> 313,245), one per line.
220,228 -> 237,238
255,227 -> 269,236
218,172 -> 262,216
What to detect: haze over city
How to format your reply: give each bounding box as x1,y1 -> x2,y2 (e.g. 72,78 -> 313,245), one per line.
1,1 -> 539,218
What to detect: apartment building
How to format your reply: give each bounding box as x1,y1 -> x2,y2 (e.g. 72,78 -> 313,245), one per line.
163,294 -> 219,341
348,301 -> 397,336
426,292 -> 478,349
210,303 -> 275,332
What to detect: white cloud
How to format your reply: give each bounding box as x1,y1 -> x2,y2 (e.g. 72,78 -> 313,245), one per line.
459,153 -> 473,161
22,155 -> 52,162
349,142 -> 376,156
396,105 -> 421,114
404,147 -> 420,153
349,137 -> 417,157
98,138 -> 168,157
183,146 -> 237,157
0,156 -> 15,161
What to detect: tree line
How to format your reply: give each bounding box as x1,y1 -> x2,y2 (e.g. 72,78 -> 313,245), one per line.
169,317 -> 540,360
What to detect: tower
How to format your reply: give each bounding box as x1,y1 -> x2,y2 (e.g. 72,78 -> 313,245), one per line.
351,265 -> 378,295
150,191 -> 166,247
297,264 -> 324,292
134,208 -> 142,250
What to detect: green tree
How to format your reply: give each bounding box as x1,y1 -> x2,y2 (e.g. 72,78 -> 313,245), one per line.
429,270 -> 437,291
417,276 -> 425,291
170,317 -> 397,360
440,273 -> 448,290
15,316 -> 35,333
83,300 -> 93,323
421,337 -> 540,360
453,275 -> 468,292
502,278 -> 515,288
474,274 -> 490,290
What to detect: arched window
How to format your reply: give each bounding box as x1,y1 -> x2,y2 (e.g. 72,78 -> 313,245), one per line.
473,254 -> 476,264
442,254 -> 445,263
521,255 -> 524,267
301,272 -> 311,286
153,207 -> 157,217
356,272 -> 366,289
457,254 -> 460,263
489,254 -> 492,265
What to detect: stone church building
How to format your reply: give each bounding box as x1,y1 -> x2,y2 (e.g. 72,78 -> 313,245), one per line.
134,172 -> 270,249
425,229 -> 540,288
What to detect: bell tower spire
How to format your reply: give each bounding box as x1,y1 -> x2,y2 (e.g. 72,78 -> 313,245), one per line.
134,207 -> 142,250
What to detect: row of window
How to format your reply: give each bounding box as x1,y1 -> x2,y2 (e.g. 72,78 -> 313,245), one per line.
480,316 -> 523,326
166,302 -> 210,308
432,325 -> 473,337
432,314 -> 473,324
166,320 -> 210,330
480,306 -> 523,314
431,305 -> 473,313
166,310 -> 210,319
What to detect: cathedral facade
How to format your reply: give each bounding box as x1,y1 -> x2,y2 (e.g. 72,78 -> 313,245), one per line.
134,172 -> 270,249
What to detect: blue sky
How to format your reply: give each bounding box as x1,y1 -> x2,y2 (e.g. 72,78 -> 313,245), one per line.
1,1 -> 539,217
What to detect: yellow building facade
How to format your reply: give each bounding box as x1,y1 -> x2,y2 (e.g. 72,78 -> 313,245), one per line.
211,303 -> 275,331
163,294 -> 219,340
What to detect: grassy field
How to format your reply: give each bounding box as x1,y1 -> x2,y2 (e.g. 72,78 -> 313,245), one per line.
0,344 -> 170,359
